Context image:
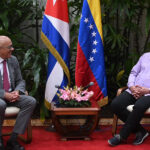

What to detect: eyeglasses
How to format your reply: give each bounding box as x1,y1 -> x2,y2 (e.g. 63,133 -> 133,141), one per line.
0,45 -> 14,50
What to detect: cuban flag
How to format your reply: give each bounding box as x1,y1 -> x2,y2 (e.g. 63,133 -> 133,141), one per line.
41,0 -> 70,109
75,0 -> 108,106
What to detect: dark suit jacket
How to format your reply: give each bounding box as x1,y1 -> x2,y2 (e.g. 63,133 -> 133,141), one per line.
0,55 -> 25,99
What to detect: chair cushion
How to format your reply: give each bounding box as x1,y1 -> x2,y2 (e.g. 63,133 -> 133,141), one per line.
5,107 -> 20,117
127,105 -> 150,114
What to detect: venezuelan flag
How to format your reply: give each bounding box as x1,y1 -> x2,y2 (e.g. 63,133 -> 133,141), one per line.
41,0 -> 70,109
75,0 -> 108,106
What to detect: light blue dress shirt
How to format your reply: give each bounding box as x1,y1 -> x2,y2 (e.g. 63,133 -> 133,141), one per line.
126,52 -> 150,96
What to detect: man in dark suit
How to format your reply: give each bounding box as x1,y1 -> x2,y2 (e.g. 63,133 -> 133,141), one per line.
0,36 -> 36,150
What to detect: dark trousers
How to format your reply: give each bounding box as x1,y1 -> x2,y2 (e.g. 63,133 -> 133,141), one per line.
111,91 -> 150,139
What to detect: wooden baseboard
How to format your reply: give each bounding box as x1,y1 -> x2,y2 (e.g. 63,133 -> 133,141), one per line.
3,119 -> 52,127
99,118 -> 150,125
3,118 -> 150,126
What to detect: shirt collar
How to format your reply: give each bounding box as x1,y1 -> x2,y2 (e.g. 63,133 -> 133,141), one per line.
0,57 -> 4,63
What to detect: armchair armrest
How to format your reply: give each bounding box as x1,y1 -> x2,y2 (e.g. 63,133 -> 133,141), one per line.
116,86 -> 128,96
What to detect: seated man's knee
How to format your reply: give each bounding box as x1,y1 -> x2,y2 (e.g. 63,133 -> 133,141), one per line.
23,96 -> 36,109
111,97 -> 122,113
29,96 -> 36,108
111,98 -> 119,110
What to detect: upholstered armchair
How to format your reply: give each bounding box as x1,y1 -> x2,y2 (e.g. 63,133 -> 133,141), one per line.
112,87 -> 150,136
3,92 -> 32,143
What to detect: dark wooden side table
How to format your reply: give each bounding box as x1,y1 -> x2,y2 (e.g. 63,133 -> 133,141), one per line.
51,103 -> 100,140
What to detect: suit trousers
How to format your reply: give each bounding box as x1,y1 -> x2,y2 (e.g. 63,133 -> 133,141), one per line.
0,95 -> 36,136
111,91 -> 150,139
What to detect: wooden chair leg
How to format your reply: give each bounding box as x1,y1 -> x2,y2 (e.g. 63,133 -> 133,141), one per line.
112,114 -> 118,136
18,119 -> 32,144
3,120 -> 32,144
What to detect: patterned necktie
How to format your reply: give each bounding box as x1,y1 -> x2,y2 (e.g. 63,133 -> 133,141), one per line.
3,60 -> 10,92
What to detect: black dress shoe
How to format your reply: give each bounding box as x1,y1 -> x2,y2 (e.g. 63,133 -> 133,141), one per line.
6,140 -> 25,150
133,130 -> 149,145
0,136 -> 5,150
